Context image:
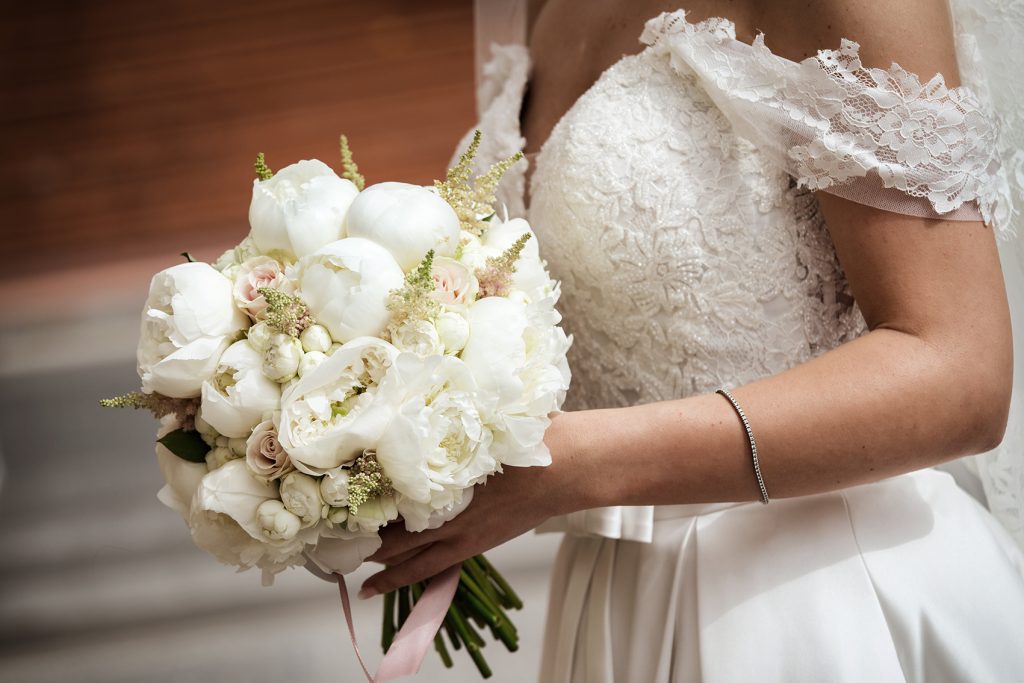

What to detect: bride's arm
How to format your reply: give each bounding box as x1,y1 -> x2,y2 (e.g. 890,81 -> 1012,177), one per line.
359,0 -> 1013,596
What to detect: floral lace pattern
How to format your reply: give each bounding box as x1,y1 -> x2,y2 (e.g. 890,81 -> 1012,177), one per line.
526,48 -> 866,411
641,11 -> 1015,237
462,5 -> 1023,548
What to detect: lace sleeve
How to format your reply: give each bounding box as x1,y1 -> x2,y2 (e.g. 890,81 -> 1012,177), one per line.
640,10 -> 1015,239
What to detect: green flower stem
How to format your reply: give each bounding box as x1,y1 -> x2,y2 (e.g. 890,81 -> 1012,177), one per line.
443,615 -> 463,651
397,585 -> 411,629
477,554 -> 523,609
459,569 -> 501,621
382,590 -> 397,652
448,600 -> 492,679
464,556 -> 501,606
458,585 -> 519,653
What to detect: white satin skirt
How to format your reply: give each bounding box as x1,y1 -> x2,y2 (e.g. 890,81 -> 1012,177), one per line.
538,469 -> 1024,682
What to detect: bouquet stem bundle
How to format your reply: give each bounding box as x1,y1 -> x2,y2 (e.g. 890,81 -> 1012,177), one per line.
381,554 -> 522,678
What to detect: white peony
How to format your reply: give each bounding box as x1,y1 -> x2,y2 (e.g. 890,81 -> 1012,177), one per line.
482,218 -> 556,302
344,182 -> 460,270
319,468 -> 350,507
189,460 -> 311,582
277,337 -> 399,472
249,159 -> 359,259
262,333 -> 304,383
297,350 -> 327,378
299,324 -> 333,353
200,340 -> 281,438
370,353 -> 497,531
435,311 -> 470,354
279,471 -> 327,527
305,532 -> 382,575
137,262 -> 247,398
345,494 -> 400,534
391,319 -> 445,357
293,238 -> 404,343
154,415 -> 208,519
460,296 -> 571,467
256,499 -> 301,541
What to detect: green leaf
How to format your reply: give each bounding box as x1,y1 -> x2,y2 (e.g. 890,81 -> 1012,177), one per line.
157,429 -> 209,463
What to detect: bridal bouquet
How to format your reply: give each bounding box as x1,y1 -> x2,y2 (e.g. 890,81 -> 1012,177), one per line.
103,132 -> 571,677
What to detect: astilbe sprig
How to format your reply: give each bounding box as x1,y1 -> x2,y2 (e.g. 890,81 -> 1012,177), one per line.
435,130 -> 524,236
476,232 -> 531,298
346,450 -> 393,516
254,152 -> 273,181
339,134 -> 366,190
385,249 -> 442,340
258,287 -> 313,338
99,391 -> 200,431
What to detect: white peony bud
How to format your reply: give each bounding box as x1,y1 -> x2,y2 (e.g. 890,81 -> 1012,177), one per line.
249,159 -> 359,259
344,182 -> 460,270
279,471 -> 326,527
256,499 -> 302,541
297,350 -> 327,378
299,324 -> 333,353
293,238 -> 405,343
246,321 -> 274,354
391,319 -> 445,357
205,445 -> 237,471
137,262 -> 248,398
435,311 -> 470,354
326,507 -> 349,525
262,333 -> 304,383
319,469 -> 350,507
199,340 -> 282,438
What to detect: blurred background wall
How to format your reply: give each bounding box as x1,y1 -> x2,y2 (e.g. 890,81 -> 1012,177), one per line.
0,2 -> 561,681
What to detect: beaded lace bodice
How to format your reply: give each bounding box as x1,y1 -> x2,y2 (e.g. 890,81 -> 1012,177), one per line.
457,6 -> 1023,547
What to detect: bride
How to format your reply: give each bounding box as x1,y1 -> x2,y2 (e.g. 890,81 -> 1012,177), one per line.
363,0 -> 1024,680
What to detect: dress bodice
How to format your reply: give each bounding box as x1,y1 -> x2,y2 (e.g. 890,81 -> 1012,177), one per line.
462,22 -> 869,413
454,7 -> 1021,545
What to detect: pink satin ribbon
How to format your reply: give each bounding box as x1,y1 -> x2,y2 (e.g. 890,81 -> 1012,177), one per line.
336,564 -> 462,682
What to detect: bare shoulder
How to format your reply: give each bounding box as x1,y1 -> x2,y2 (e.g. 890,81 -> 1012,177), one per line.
750,0 -> 961,86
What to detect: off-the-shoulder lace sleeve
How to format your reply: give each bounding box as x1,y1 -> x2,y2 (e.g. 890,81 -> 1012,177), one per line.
640,10 -> 1015,238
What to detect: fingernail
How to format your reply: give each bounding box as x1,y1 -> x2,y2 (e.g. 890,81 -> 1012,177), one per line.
358,585 -> 377,600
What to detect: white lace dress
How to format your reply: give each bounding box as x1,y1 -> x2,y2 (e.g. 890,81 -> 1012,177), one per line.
459,8 -> 1024,682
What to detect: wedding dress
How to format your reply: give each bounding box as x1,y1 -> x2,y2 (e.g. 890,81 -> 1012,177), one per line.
460,3 -> 1024,681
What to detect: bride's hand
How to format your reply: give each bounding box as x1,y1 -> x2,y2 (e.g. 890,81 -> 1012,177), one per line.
358,411 -> 582,599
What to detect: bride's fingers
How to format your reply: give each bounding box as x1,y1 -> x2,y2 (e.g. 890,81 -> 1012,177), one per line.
360,542 -> 461,598
381,542 -> 435,568
368,524 -> 443,564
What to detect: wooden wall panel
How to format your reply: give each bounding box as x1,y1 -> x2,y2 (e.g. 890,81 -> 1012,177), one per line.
0,0 -> 475,280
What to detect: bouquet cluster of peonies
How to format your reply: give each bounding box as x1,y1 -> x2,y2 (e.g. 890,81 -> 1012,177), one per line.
106,134 -> 571,594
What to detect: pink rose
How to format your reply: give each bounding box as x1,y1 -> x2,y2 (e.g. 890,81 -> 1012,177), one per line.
245,419 -> 294,480
430,257 -> 478,307
233,256 -> 292,320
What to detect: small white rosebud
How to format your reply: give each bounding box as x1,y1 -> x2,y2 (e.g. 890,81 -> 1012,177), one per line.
256,499 -> 302,541
227,437 -> 248,456
327,507 -> 348,525
194,414 -> 218,446
262,333 -> 304,382
247,321 -> 274,354
205,445 -> 237,471
279,471 -> 327,527
319,469 -> 350,507
435,311 -> 470,354
299,324 -> 333,353
297,351 -> 328,378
